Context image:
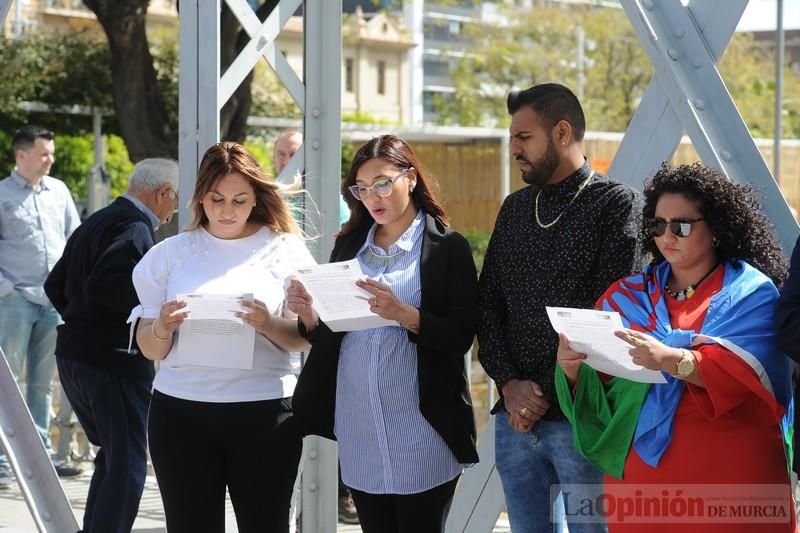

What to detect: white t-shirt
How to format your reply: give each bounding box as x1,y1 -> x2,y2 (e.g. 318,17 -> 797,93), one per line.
132,226 -> 316,403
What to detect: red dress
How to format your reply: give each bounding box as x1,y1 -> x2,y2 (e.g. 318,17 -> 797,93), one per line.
604,267 -> 796,532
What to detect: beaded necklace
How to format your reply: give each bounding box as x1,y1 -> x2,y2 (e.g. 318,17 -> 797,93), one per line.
665,263 -> 719,301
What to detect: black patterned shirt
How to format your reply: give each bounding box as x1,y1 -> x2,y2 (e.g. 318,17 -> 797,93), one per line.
477,161 -> 643,420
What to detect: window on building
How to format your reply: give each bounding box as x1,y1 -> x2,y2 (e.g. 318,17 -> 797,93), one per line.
345,58 -> 354,93
377,61 -> 386,95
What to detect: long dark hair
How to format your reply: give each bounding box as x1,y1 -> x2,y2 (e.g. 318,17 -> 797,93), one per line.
642,162 -> 787,285
340,135 -> 448,235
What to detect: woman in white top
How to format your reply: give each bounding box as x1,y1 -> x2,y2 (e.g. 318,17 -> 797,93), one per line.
132,142 -> 315,533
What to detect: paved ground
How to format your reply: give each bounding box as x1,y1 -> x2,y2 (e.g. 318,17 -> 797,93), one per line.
0,465 -> 511,532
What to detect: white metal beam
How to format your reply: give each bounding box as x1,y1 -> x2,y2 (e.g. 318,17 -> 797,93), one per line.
0,0 -> 9,34
198,0 -> 222,155
220,0 -> 305,110
0,347 -> 79,533
86,109 -> 108,214
178,0 -> 200,226
300,2 -> 342,530
302,0 -> 343,262
609,0 -> 746,188
618,0 -> 798,251
444,417 -> 505,533
404,0 -> 425,125
178,0 -> 221,227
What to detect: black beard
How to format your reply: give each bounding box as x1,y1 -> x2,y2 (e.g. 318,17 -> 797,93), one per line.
521,139 -> 560,186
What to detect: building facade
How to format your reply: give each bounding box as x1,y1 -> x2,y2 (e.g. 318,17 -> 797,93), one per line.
4,1 -> 415,125
3,0 -> 177,38
277,8 -> 415,125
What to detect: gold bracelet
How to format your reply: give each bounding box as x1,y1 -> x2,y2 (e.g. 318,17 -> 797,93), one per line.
404,321 -> 420,334
151,320 -> 172,342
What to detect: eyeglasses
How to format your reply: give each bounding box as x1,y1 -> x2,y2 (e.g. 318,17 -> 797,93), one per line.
348,169 -> 411,201
648,217 -> 706,238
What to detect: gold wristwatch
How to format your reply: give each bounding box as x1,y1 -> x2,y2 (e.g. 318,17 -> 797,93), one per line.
674,349 -> 696,379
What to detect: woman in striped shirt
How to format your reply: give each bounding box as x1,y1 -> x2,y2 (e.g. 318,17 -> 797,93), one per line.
288,134 -> 479,533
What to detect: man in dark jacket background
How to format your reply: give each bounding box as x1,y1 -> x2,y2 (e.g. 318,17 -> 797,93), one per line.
44,158 -> 178,533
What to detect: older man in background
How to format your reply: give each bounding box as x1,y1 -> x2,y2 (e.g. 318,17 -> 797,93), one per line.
45,159 -> 179,533
273,129 -> 351,229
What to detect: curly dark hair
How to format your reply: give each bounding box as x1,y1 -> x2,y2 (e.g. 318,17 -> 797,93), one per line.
642,162 -> 788,285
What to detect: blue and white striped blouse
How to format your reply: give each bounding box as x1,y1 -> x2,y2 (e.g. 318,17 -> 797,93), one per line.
335,210 -> 462,494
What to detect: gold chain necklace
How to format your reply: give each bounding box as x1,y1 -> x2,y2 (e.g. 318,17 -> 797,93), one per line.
535,170 -> 595,229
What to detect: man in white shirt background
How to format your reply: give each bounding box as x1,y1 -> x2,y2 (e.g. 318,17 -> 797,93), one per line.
0,125 -> 83,487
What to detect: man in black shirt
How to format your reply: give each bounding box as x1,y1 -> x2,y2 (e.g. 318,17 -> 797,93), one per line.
44,158 -> 179,533
478,83 -> 641,533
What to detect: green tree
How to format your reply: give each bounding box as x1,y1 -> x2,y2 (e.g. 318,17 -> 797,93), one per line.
719,32 -> 800,139
80,0 -> 290,161
438,3 -> 800,139
440,4 -> 651,130
0,32 -> 113,134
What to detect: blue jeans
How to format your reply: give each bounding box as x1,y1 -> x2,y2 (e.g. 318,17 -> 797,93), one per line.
495,411 -> 607,533
0,290 -> 59,463
57,357 -> 151,533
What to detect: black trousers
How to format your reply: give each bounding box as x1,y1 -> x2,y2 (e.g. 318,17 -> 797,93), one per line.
148,390 -> 302,533
57,358 -> 151,533
350,476 -> 460,533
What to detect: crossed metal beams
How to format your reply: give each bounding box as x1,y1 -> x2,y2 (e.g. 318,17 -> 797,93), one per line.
611,0 -> 798,250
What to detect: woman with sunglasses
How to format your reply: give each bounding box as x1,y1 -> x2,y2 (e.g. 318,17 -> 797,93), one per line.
287,134 -> 478,533
555,162 -> 794,532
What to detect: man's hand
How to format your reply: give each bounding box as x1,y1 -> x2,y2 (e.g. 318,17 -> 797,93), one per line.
507,411 -> 534,432
502,379 -> 550,431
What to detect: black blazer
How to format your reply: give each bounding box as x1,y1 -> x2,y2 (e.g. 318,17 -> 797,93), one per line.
293,213 -> 479,464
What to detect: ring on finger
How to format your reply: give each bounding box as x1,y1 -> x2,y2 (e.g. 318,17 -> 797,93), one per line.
519,407 -> 529,417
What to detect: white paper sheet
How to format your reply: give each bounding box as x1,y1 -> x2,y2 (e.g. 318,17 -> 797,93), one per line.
294,259 -> 398,332
174,293 -> 256,369
546,306 -> 667,384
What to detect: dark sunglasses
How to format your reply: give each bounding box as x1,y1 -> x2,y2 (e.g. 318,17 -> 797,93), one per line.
648,217 -> 706,238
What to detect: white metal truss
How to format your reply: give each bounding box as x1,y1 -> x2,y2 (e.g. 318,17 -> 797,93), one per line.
610,0 -> 798,250
298,2 -> 342,531
0,347 -> 80,533
0,1 -> 9,35
445,417 -> 505,533
178,1 -> 342,531
609,0 -> 744,191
